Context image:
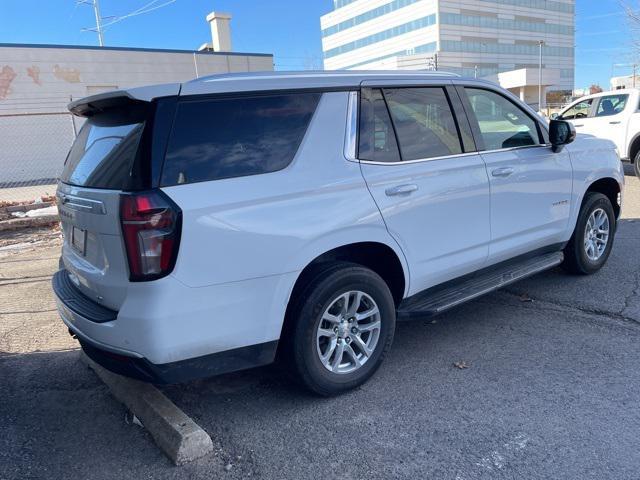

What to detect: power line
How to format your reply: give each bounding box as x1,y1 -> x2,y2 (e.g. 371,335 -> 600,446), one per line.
77,0 -> 177,46
100,0 -> 177,29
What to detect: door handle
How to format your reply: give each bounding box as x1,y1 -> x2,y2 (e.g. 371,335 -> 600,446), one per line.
609,121 -> 621,125
491,167 -> 515,178
385,184 -> 418,196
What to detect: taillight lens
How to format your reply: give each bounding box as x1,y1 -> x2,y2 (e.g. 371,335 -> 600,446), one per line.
120,191 -> 181,281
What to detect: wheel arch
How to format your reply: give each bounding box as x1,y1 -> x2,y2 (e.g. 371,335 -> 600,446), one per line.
277,240 -> 407,359
628,132 -> 640,162
585,177 -> 621,219
287,241 -> 408,309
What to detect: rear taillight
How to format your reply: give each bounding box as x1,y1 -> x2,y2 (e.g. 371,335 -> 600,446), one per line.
120,191 -> 181,281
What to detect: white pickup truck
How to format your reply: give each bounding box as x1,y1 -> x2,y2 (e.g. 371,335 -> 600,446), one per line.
555,89 -> 640,178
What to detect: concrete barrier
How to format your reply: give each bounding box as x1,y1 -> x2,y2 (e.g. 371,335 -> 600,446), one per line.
81,353 -> 213,465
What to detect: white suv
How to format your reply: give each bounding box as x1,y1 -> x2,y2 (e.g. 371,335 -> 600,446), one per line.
555,89 -> 640,178
54,72 -> 624,395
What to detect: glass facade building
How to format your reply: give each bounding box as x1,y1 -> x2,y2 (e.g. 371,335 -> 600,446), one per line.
320,0 -> 575,91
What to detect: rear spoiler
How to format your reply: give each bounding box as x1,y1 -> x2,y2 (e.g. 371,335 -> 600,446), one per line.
68,83 -> 181,117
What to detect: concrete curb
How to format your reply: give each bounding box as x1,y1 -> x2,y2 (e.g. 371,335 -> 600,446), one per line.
80,353 -> 214,465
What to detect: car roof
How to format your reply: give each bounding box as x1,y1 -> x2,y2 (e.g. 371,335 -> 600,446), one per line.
69,70 -> 502,116
180,70 -> 461,96
574,88 -> 640,102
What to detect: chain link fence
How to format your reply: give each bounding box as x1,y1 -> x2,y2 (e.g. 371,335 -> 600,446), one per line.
0,111 -> 78,204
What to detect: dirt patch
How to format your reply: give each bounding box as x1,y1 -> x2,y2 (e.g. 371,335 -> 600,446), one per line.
0,224 -> 62,251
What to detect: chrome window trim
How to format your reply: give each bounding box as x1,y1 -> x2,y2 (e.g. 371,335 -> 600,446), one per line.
344,91 -> 358,162
480,144 -> 551,155
359,151 -> 480,166
358,144 -> 552,166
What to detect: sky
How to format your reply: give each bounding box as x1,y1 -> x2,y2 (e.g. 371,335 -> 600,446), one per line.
0,0 -> 636,89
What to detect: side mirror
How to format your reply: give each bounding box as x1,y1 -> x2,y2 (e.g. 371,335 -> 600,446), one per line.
549,119 -> 576,153
550,112 -> 559,120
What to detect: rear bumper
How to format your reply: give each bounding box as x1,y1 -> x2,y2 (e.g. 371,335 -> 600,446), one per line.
74,328 -> 278,384
52,268 -> 281,383
52,270 -> 117,323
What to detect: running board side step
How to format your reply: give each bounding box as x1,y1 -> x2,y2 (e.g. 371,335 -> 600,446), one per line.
397,251 -> 564,319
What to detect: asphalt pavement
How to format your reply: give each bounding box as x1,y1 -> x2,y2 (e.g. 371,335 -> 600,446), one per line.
1,167 -> 638,480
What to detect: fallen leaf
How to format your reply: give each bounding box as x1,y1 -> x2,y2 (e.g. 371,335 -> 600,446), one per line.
519,293 -> 534,303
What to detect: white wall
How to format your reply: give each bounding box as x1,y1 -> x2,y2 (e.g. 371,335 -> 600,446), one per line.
0,45 -> 274,186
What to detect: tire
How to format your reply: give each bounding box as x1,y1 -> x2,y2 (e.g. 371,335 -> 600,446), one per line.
284,262 -> 396,396
634,150 -> 640,179
562,192 -> 616,275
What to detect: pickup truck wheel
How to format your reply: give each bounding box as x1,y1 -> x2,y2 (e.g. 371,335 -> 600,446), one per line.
562,193 -> 616,275
286,263 -> 396,396
634,152 -> 640,179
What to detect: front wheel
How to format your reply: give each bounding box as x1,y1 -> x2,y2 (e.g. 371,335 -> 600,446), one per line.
634,151 -> 640,179
285,263 -> 396,396
562,192 -> 616,275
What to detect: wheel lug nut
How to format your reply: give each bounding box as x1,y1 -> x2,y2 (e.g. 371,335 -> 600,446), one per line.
346,337 -> 351,343
351,327 -> 358,334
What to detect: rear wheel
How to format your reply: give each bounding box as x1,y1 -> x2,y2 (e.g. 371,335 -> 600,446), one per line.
634,151 -> 640,179
285,263 -> 396,396
562,193 -> 616,275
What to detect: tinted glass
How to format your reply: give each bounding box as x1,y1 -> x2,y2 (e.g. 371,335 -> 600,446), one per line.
61,109 -> 145,189
466,88 -> 540,150
358,88 -> 401,162
559,99 -> 592,120
384,87 -> 463,161
161,93 -> 321,186
595,94 -> 628,117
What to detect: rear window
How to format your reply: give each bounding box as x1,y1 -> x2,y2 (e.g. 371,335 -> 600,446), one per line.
61,107 -> 146,189
161,93 -> 321,186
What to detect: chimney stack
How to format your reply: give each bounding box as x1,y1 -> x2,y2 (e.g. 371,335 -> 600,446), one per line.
206,12 -> 232,52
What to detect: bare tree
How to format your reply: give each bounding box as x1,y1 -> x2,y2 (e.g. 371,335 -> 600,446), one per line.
303,53 -> 323,71
589,84 -> 604,94
623,1 -> 640,51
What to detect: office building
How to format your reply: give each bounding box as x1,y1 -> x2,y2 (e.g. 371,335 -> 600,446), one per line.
321,0 -> 575,105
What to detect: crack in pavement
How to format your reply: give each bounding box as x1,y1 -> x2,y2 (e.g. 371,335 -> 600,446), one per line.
0,309 -> 57,315
496,289 -> 640,327
0,324 -> 29,341
621,269 -> 640,317
0,278 -> 51,287
0,256 -> 58,264
0,274 -> 53,282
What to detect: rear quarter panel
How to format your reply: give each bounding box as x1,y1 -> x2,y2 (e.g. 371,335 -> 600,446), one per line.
162,91 -> 409,290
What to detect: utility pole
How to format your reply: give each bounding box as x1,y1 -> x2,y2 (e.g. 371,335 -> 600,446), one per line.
79,0 -> 105,46
634,64 -> 638,88
92,0 -> 104,46
538,40 -> 544,112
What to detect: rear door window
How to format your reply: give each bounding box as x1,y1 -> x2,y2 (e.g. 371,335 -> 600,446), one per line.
161,93 -> 321,186
594,94 -> 628,117
61,108 -> 146,189
383,87 -> 463,161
